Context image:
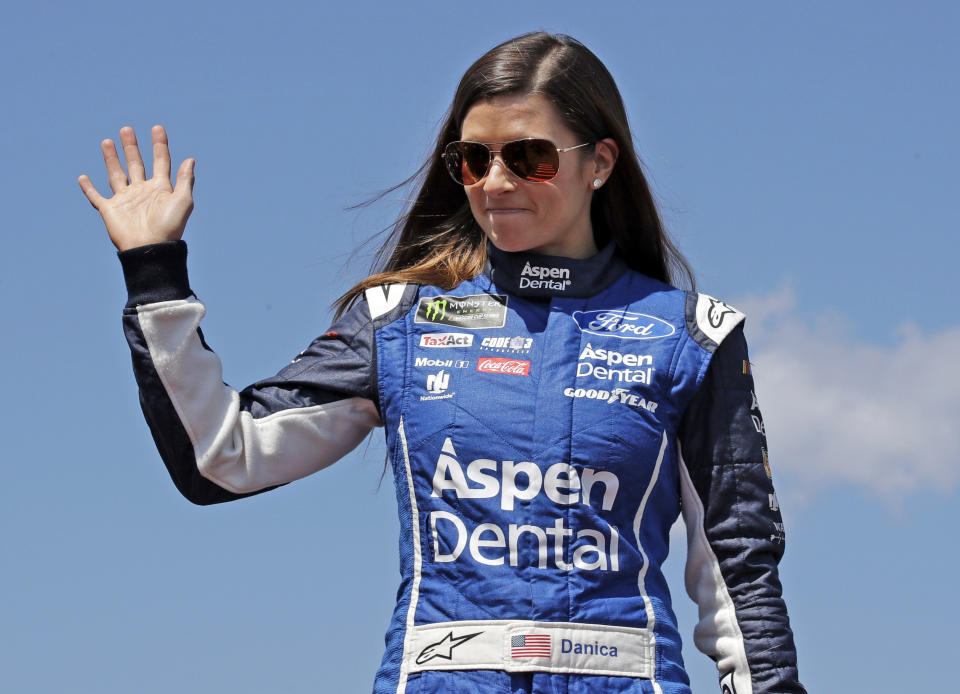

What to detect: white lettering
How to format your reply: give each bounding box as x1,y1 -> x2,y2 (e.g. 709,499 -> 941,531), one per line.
544,463 -> 580,505
469,523 -> 506,566
428,511 -> 620,572
429,438 -> 620,511
580,469 -> 619,511
431,511 -> 466,562
501,460 -> 542,511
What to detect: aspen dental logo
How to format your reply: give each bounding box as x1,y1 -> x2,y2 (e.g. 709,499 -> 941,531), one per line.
415,294 -> 508,329
519,262 -> 572,291
575,343 -> 654,384
428,438 -> 620,572
572,310 -> 676,340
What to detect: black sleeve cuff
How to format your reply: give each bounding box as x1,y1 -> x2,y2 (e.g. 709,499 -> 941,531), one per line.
118,240 -> 193,308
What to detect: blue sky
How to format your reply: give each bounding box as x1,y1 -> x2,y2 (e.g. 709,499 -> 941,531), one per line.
2,1 -> 957,692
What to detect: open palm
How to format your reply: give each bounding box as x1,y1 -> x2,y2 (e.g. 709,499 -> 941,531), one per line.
79,125 -> 195,251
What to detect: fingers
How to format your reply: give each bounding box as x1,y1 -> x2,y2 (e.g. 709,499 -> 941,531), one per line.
101,138 -> 128,193
77,174 -> 105,209
173,157 -> 196,198
120,126 -> 146,183
151,124 -> 171,181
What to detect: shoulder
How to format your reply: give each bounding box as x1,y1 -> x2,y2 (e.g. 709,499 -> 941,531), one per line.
684,291 -> 746,354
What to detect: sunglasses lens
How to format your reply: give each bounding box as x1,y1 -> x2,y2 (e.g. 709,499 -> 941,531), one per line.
504,139 -> 559,182
444,142 -> 489,185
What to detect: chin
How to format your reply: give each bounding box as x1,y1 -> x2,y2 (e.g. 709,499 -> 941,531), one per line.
484,226 -> 548,255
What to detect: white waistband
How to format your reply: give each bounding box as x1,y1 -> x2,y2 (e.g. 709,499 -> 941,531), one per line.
404,619 -> 654,678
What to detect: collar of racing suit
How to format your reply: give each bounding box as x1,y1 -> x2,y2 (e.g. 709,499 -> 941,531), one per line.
485,240 -> 627,298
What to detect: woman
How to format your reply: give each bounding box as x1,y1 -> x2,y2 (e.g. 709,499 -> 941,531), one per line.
79,32 -> 804,694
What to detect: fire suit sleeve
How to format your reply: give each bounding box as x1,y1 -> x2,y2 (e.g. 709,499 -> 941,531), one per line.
677,323 -> 805,694
119,241 -> 385,506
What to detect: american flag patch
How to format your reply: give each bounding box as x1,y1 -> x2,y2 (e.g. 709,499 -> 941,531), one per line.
511,634 -> 551,658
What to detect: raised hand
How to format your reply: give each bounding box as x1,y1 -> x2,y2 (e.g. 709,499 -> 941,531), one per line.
78,125 -> 195,251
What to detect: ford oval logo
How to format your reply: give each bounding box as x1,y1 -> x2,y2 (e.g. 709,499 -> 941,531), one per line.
572,310 -> 676,340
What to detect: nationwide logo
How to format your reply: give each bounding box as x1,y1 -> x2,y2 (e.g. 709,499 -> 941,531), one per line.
480,335 -> 533,352
419,333 -> 474,348
572,310 -> 675,341
426,370 -> 449,394
519,262 -> 572,291
421,369 -> 455,402
476,357 -> 530,376
414,294 -> 508,329
415,630 -> 483,665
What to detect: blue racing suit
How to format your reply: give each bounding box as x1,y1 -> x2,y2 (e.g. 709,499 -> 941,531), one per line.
119,240 -> 804,694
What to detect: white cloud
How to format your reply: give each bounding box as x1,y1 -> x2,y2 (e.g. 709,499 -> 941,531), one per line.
733,288 -> 960,501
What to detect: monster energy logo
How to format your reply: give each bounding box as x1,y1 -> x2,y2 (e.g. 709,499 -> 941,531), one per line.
425,298 -> 447,321
414,294 -> 508,329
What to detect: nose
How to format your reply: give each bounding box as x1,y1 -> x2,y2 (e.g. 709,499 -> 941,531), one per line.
481,155 -> 516,194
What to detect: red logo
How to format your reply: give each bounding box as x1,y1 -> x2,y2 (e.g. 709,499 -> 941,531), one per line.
476,358 -> 530,376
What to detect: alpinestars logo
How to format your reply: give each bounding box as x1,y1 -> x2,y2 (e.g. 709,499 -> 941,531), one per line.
519,262 -> 572,291
708,298 -> 737,329
415,630 -> 483,665
720,671 -> 738,694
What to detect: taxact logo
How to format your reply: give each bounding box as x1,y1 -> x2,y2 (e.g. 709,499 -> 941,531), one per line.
572,310 -> 675,340
477,357 -> 530,376
428,438 -> 620,571
420,333 -> 474,348
519,262 -> 572,291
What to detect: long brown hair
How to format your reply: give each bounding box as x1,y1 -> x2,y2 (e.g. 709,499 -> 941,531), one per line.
335,32 -> 693,317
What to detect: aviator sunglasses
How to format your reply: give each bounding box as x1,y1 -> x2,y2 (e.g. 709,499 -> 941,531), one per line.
442,138 -> 592,185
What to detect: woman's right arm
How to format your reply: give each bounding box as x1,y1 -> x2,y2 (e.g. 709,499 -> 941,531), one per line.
82,127 -> 384,505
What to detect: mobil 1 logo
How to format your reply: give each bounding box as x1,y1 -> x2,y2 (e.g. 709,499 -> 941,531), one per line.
415,294 -> 508,329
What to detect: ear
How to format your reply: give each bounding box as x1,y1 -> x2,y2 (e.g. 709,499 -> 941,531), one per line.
592,138 -> 619,183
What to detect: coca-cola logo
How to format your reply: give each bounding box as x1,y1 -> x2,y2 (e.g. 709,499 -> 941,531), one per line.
476,358 -> 530,376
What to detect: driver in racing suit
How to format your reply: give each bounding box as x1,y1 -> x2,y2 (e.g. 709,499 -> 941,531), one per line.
118,238 -> 805,694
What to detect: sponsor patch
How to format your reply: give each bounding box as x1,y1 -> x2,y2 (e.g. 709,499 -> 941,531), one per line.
415,294 -> 508,329
572,310 -> 676,341
414,357 -> 469,369
476,357 -> 530,376
429,437 -> 621,571
420,332 -> 474,348
563,386 -> 658,413
480,335 -> 533,353
519,261 -> 572,292
576,343 -> 655,384
420,369 -> 455,401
